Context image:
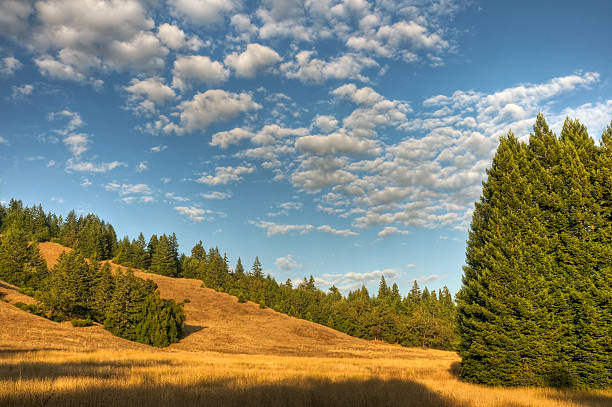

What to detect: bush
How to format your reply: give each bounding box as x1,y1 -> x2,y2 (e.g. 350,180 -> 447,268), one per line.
71,318 -> 94,327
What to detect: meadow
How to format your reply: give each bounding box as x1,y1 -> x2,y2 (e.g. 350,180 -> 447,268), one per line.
0,242 -> 610,407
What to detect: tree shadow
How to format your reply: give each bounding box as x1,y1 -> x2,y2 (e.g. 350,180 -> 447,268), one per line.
545,391 -> 612,407
0,364 -> 469,407
182,324 -> 205,339
449,361 -> 461,378
0,359 -> 175,380
0,347 -> 68,356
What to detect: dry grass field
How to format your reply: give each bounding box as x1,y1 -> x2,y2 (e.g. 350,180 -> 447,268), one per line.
0,242 -> 610,406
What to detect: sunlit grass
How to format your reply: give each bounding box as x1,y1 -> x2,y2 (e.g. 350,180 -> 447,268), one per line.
1,348 -> 610,407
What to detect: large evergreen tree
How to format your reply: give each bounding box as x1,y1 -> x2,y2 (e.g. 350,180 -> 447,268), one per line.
457,115 -> 612,389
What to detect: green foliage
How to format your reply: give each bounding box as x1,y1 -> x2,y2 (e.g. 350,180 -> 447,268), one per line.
457,114 -> 612,389
71,318 -> 94,327
0,227 -> 48,289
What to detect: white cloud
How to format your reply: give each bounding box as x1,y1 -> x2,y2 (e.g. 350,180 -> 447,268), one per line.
136,161 -> 148,172
150,145 -> 167,153
165,192 -> 190,202
317,224 -> 357,237
280,51 -> 378,83
1,56 -> 22,75
0,136 -> 9,146
249,220 -> 314,237
378,226 -> 410,238
11,84 -> 34,99
125,77 -> 175,109
225,43 -> 281,78
31,0 -> 167,79
35,55 -> 89,83
47,160 -> 56,167
161,177 -> 172,183
175,90 -> 261,133
172,55 -> 229,92
313,115 -> 339,133
66,159 -> 125,173
416,274 -> 445,283
170,0 -> 236,24
275,254 -> 300,271
63,133 -> 89,157
196,165 -> 254,185
210,127 -> 254,149
105,182 -> 152,196
156,23 -> 203,51
201,191 -> 232,199
0,1 -> 32,37
296,132 -> 380,156
48,109 -> 84,135
175,205 -> 212,222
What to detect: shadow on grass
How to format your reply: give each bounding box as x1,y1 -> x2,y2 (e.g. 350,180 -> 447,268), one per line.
449,361 -> 461,378
0,359 -> 176,380
0,372 -> 468,407
182,323 -> 205,339
0,348 -> 70,356
545,391 -> 612,407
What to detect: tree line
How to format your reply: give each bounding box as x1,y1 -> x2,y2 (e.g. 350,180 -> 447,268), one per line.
458,115 -> 612,389
0,199 -> 456,350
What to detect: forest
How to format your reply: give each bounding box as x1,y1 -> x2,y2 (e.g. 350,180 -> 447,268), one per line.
0,198 -> 456,350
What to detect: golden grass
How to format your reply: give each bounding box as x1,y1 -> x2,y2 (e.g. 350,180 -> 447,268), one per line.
0,242 -> 609,406
1,347 -> 610,407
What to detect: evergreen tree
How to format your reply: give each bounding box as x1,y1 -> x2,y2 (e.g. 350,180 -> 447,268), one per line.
457,115 -> 612,389
251,256 -> 263,278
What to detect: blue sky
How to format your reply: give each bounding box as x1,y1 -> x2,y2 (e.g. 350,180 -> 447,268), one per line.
1,0 -> 611,296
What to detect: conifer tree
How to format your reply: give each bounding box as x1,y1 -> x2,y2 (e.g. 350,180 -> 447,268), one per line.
251,256 -> 263,278
457,115 -> 612,389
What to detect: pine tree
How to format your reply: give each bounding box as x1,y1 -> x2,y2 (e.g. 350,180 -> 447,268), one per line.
251,256 -> 263,278
457,116 -> 612,389
234,257 -> 244,275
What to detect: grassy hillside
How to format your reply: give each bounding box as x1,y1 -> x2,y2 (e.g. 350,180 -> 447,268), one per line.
1,242 -> 610,406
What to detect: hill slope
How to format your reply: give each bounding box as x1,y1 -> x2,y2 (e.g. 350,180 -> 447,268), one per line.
1,241 -> 399,357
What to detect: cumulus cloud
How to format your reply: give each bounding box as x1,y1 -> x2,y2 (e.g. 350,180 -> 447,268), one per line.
125,76 -> 175,105
11,84 -> 34,100
63,133 -> 90,157
317,224 -> 357,237
175,90 -> 261,133
196,165 -> 254,185
170,0 -> 236,24
225,43 -> 282,78
175,206 -> 213,222
0,56 -> 22,75
210,127 -> 254,148
249,220 -> 314,237
296,132 -> 380,156
275,254 -> 300,271
106,182 -> 152,196
201,191 -> 232,199
150,145 -> 167,153
280,51 -> 378,83
313,115 -> 339,133
29,0 -> 168,81
0,1 -> 33,37
416,274 -> 445,283
66,159 -> 125,173
156,23 -> 203,51
378,226 -> 410,238
172,55 -> 229,91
